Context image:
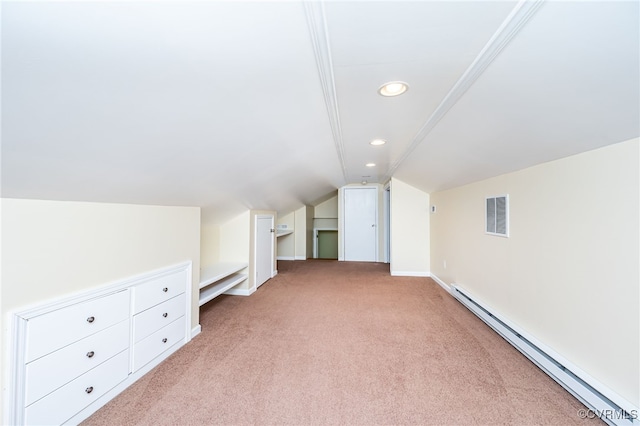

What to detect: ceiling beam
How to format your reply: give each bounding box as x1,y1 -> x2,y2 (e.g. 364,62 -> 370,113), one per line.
304,1 -> 348,185
382,0 -> 546,184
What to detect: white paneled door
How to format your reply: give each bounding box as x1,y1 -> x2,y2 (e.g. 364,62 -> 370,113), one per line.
343,187 -> 378,262
255,215 -> 274,288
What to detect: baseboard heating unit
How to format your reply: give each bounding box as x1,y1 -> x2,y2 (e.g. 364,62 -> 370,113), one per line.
451,285 -> 639,426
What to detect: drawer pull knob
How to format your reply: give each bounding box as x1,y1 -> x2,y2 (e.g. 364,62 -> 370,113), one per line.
162,338 -> 168,343
86,316 -> 95,323
162,287 -> 168,292
86,351 -> 95,358
85,386 -> 94,394
163,312 -> 168,318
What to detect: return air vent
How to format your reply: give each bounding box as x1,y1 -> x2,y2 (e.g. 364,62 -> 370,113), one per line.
486,195 -> 508,237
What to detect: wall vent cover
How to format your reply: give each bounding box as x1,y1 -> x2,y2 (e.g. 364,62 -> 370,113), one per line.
486,195 -> 509,237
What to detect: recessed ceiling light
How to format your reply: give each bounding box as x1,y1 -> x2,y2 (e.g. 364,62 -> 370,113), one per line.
365,163 -> 376,167
378,81 -> 408,97
370,139 -> 386,146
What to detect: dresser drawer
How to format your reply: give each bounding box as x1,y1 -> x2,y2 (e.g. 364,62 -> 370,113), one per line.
133,293 -> 186,343
25,290 -> 130,363
25,319 -> 130,407
133,316 -> 185,372
24,349 -> 129,426
132,270 -> 187,314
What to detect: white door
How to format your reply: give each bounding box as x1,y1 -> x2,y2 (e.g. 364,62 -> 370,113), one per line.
384,185 -> 390,264
255,215 -> 274,288
343,187 -> 378,262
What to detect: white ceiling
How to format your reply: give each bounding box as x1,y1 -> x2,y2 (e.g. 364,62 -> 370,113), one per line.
2,1 -> 638,224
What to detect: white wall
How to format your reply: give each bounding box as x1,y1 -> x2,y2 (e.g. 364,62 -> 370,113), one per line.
218,210 -> 250,263
313,218 -> 337,229
200,222 -> 220,268
314,194 -> 337,218
389,178 -> 430,276
0,199 -> 200,420
276,211 -> 295,260
294,206 -> 307,260
218,210 -> 251,290
430,138 -> 639,410
313,195 -> 338,258
278,206 -> 314,261
306,205 -> 314,259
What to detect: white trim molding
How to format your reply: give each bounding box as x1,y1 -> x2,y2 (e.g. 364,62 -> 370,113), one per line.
224,287 -> 255,297
304,1 -> 348,183
390,271 -> 430,277
383,0 -> 545,182
429,273 -> 453,294
191,325 -> 202,339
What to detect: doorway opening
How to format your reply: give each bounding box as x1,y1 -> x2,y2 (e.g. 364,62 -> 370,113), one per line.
314,229 -> 338,259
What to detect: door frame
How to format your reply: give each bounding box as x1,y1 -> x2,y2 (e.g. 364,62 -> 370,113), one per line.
383,182 -> 391,264
254,214 -> 274,291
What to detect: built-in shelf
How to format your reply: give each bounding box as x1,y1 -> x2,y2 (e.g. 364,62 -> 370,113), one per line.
276,230 -> 294,237
198,262 -> 248,306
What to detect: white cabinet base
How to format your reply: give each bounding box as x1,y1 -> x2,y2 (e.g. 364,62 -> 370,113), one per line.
25,350 -> 130,426
8,262 -> 193,426
132,316 -> 186,372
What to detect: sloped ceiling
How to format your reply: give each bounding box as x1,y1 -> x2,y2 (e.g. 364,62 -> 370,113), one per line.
2,1 -> 638,224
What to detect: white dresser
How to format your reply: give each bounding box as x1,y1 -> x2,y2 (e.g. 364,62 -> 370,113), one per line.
131,272 -> 187,372
8,262 -> 192,426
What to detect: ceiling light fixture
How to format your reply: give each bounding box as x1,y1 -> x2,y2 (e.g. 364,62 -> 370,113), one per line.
370,139 -> 386,146
365,163 -> 376,167
378,81 -> 408,97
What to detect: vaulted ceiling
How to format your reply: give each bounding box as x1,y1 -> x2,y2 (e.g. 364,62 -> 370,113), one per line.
2,1 -> 638,224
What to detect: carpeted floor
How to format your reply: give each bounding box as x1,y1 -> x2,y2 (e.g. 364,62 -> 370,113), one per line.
83,260 -> 599,425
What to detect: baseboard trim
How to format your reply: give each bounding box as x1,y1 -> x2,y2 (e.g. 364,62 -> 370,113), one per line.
390,270 -> 430,277
429,273 -> 452,294
224,287 -> 254,296
277,256 -> 295,261
451,284 -> 639,426
294,256 -> 306,260
191,324 -> 201,339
